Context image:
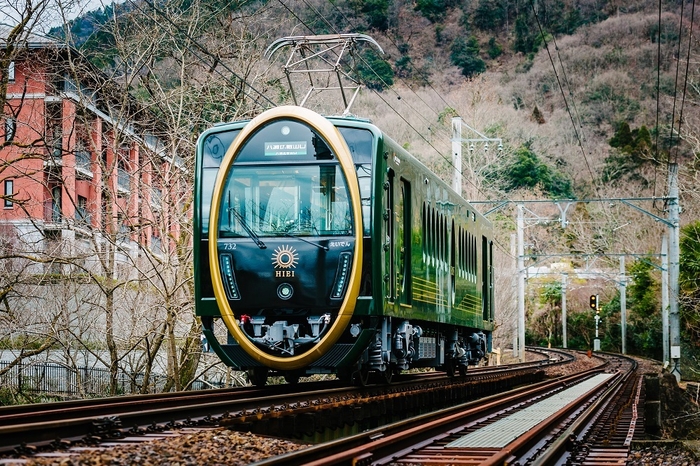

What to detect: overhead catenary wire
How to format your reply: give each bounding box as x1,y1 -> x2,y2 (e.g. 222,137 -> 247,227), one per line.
529,0 -> 600,200
671,0 -> 695,166
276,0 -> 470,181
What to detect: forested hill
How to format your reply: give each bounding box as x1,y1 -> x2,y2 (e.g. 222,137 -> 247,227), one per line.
51,0 -> 700,252
39,0 -> 700,372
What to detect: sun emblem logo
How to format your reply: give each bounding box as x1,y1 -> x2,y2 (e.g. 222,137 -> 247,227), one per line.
272,245 -> 299,269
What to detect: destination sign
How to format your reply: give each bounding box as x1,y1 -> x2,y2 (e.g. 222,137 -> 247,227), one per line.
265,141 -> 307,156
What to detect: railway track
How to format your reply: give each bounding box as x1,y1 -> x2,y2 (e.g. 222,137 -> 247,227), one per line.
253,352 -> 641,465
0,350 -> 569,458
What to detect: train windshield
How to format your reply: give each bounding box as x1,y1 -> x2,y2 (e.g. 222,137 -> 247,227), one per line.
219,164 -> 352,237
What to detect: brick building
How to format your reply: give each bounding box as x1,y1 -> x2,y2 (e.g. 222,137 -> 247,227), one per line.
1,28 -> 179,277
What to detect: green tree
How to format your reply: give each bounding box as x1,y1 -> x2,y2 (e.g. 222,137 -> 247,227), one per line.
514,13 -> 540,54
626,259 -> 661,359
414,0 -> 446,22
357,0 -> 389,31
472,0 -> 506,31
487,37 -> 503,59
680,221 -> 700,345
603,123 -> 655,183
609,122 -> 634,151
357,49 -> 394,90
494,144 -> 574,198
450,36 -> 486,78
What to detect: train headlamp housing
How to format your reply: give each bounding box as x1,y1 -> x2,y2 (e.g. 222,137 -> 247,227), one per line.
331,252 -> 352,299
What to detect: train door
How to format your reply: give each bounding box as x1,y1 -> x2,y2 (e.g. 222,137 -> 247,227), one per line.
450,219 -> 455,307
385,168 -> 395,302
399,178 -> 412,306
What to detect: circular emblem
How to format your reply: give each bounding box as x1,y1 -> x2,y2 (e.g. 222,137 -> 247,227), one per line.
272,245 -> 299,269
277,283 -> 294,300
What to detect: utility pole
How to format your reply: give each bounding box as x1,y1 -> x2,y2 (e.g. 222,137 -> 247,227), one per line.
561,273 -> 567,349
620,256 -> 626,354
474,196 -> 675,367
517,204 -> 526,362
668,163 -> 681,381
450,117 -> 502,198
452,118 -> 462,195
662,234 -> 669,366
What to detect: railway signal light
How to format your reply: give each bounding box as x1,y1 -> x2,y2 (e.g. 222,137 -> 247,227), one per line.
589,294 -> 598,311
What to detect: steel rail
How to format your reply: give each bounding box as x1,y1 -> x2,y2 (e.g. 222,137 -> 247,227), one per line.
0,355 -> 566,456
253,364 -> 607,465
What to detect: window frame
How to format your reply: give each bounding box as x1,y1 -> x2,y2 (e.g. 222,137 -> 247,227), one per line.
5,116 -> 16,142
4,179 -> 13,208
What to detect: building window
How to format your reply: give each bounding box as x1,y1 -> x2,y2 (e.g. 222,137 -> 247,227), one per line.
76,195 -> 89,226
51,185 -> 62,222
4,179 -> 13,208
8,61 -> 14,82
5,117 -> 15,142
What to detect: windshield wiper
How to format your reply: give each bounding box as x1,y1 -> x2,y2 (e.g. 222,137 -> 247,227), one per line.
227,205 -> 266,249
283,232 -> 329,251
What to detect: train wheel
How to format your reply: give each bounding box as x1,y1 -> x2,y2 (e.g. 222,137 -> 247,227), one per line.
445,360 -> 457,377
458,364 -> 468,376
247,368 -> 268,387
284,372 -> 300,385
380,369 -> 393,384
337,368 -> 353,384
354,367 -> 371,387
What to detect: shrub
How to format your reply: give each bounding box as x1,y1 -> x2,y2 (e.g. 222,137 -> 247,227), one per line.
487,37 -> 503,59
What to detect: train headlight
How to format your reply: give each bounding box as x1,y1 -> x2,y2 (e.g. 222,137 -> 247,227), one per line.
277,283 -> 294,300
331,252 -> 352,299
219,254 -> 240,300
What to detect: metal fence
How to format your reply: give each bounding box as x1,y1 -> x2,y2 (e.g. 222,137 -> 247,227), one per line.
0,361 -> 210,397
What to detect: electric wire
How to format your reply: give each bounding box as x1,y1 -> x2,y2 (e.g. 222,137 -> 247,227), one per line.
277,0 -> 468,183
324,0 -> 462,123
529,0 -> 599,199
296,0 -> 457,151
667,0 -> 686,168
652,0 -> 663,204
275,0 -> 517,257
672,0 -> 695,166
273,0 -> 521,259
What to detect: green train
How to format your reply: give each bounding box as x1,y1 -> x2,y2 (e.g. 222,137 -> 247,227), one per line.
194,106 -> 494,386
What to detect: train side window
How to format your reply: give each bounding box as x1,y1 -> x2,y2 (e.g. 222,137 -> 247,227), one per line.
422,203 -> 427,263
482,235 -> 489,320
356,164 -> 372,235
450,219 -> 455,304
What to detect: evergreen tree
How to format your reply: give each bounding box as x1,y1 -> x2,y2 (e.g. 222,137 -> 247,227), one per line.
450,36 -> 486,78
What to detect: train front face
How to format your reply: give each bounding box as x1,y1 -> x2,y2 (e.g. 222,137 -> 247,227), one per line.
208,107 -> 363,371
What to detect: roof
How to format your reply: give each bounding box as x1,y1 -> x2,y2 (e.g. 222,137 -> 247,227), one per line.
0,23 -> 66,49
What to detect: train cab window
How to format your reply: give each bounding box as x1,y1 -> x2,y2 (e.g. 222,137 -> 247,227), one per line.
338,127 -> 373,235
219,164 -> 352,237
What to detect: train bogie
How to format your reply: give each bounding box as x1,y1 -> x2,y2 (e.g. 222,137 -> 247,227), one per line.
194,106 -> 493,386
